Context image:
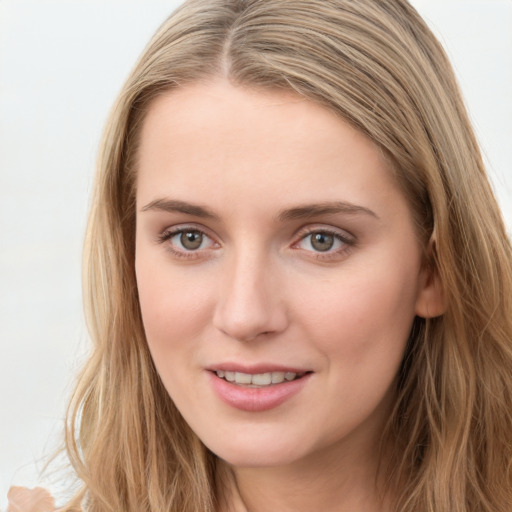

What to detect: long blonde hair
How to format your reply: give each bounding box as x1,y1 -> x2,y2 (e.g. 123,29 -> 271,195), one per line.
63,1 -> 512,510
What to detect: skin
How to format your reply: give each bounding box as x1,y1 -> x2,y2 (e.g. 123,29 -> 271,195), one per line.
135,79 -> 443,512
7,487 -> 55,512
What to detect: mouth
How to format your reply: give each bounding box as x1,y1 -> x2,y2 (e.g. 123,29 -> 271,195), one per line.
207,366 -> 313,411
212,370 -> 309,387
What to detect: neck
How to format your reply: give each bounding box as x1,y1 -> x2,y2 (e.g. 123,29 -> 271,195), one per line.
216,436 -> 393,512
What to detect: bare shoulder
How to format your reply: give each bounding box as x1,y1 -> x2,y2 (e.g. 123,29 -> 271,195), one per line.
7,486 -> 55,512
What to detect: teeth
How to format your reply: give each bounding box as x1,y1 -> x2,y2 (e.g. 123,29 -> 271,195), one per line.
271,371 -> 285,383
215,370 -> 301,386
252,373 -> 272,386
235,372 -> 252,385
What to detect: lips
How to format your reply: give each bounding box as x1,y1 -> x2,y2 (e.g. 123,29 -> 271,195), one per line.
207,365 -> 312,412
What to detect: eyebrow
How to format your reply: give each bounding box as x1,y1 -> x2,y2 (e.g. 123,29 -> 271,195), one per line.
140,198 -> 378,221
140,198 -> 219,220
277,202 -> 379,221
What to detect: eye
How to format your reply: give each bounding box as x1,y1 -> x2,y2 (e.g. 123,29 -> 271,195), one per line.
174,230 -> 207,251
294,228 -> 355,257
306,232 -> 337,252
158,226 -> 217,257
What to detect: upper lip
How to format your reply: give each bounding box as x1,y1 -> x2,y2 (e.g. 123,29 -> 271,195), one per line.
205,363 -> 311,374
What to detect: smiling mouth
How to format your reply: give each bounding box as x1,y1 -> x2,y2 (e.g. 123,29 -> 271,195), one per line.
213,370 -> 308,387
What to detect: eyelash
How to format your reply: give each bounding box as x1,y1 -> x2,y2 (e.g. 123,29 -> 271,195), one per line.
157,226 -> 217,259
292,227 -> 355,261
156,225 -> 356,261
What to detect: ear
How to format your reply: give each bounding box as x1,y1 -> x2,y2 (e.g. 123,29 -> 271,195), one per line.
415,239 -> 447,319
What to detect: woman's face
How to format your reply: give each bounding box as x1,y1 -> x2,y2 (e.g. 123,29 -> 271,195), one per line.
135,79 -> 438,469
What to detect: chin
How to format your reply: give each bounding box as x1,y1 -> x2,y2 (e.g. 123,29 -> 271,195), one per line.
201,430 -> 313,469
218,449 -> 300,469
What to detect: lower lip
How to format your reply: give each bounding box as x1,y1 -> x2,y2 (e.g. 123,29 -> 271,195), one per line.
208,372 -> 311,412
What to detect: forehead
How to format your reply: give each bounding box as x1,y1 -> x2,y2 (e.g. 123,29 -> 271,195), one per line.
137,80 -> 404,220
137,80 -> 355,172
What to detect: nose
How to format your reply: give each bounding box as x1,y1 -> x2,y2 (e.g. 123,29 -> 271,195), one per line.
212,250 -> 288,342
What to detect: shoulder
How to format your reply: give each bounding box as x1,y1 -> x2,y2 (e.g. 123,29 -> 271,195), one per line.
7,486 -> 55,512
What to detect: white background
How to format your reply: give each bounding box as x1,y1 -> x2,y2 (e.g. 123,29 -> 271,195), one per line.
0,1 -> 511,508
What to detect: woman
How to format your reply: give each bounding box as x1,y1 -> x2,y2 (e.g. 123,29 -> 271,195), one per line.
9,0 -> 512,511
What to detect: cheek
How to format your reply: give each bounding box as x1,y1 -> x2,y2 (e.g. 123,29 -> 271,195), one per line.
135,252 -> 212,359
297,265 -> 419,366
135,261 -> 212,408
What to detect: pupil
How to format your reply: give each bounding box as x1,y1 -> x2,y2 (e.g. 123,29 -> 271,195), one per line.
311,233 -> 334,252
181,231 -> 202,250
